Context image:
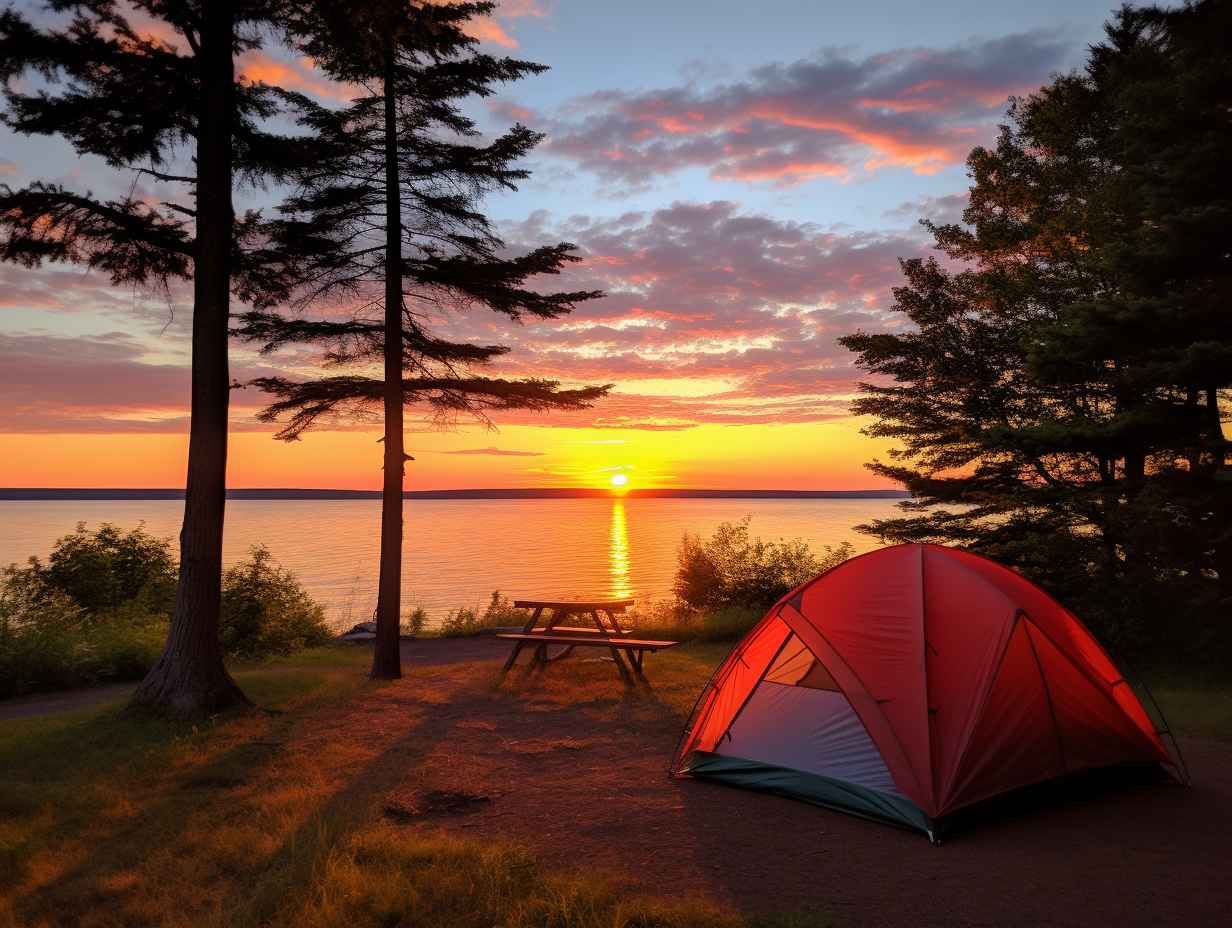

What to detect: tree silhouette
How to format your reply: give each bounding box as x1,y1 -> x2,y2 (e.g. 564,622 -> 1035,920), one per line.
0,1 -> 310,713
841,0 -> 1231,660
236,1 -> 608,678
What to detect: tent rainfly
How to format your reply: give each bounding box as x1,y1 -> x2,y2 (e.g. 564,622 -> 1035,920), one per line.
671,544 -> 1185,843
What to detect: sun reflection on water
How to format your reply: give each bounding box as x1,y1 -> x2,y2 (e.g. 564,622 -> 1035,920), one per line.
608,499 -> 632,599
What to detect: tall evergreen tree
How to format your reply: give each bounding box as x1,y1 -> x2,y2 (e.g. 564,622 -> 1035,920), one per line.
0,1 -> 308,713
840,0 -> 1231,660
236,1 -> 608,679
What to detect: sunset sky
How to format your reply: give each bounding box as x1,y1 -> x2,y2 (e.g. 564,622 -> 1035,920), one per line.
0,0 -> 1120,490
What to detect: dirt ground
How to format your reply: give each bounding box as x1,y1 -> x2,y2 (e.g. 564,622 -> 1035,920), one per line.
379,638 -> 1232,928
6,637 -> 1230,927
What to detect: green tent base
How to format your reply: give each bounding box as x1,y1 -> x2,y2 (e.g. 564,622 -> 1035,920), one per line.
680,751 -> 1175,845
680,750 -> 938,842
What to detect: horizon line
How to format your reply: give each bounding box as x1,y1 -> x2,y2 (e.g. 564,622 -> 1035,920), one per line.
0,487 -> 910,501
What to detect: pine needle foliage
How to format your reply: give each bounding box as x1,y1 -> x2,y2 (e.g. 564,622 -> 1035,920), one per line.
840,1 -> 1232,662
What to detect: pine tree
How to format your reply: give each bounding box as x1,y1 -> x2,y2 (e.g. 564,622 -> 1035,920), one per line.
236,1 -> 608,678
0,1 -> 310,713
840,0 -> 1231,661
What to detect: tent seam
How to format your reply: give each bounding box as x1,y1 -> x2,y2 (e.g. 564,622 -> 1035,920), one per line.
920,544 -> 936,811
940,610 -> 1024,811
1023,615 -> 1069,774
715,630 -> 796,747
1021,613 -> 1169,760
944,547 -> 1166,748
781,604 -> 929,805
669,611 -> 778,772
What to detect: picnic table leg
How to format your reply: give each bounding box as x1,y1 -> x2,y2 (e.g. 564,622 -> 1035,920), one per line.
590,609 -> 632,678
501,605 -> 543,674
602,609 -> 641,675
602,608 -> 624,634
535,607 -> 568,666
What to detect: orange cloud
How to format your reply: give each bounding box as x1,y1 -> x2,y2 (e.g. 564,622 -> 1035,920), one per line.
450,0 -> 551,49
238,52 -> 355,102
462,17 -> 519,48
711,159 -> 848,185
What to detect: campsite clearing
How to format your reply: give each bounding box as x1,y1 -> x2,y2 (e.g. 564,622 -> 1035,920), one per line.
1,638 -> 1230,927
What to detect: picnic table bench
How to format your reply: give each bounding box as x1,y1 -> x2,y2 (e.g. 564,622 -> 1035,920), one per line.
498,598 -> 678,678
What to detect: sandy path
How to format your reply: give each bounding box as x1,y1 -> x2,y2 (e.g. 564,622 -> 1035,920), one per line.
0,683 -> 137,721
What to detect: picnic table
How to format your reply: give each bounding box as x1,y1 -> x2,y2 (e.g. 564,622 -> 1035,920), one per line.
497,598 -> 678,678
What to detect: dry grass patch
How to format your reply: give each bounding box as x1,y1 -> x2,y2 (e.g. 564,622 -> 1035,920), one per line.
1,642 -> 828,928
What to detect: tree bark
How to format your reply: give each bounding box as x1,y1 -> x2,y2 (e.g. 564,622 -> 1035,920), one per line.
371,42 -> 404,680
132,2 -> 248,715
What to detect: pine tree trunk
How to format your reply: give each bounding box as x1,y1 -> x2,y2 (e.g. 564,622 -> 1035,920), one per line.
371,44 -> 404,680
132,2 -> 248,715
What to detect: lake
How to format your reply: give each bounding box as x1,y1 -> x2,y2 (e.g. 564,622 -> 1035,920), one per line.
0,498 -> 902,629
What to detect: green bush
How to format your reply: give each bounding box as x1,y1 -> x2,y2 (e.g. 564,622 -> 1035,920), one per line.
438,591 -> 527,637
220,546 -> 332,659
675,517 -> 853,612
0,586 -> 167,699
0,528 -> 331,697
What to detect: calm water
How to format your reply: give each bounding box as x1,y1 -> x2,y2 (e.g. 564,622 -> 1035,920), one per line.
0,498 -> 901,629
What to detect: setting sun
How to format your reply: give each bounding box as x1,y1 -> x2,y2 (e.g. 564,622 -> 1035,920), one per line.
609,472 -> 629,489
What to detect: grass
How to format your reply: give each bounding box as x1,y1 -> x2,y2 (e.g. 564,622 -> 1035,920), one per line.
274,826 -> 822,928
0,641 -> 826,928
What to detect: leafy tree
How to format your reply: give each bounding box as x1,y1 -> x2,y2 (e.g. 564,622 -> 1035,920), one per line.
840,0 -> 1231,661
23,522 -> 176,615
0,1 -> 311,713
237,1 -> 608,678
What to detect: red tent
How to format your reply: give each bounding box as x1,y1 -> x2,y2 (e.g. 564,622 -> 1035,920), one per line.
671,544 -> 1184,842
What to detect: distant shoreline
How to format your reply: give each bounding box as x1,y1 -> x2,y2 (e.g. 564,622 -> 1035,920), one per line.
0,487 -> 909,501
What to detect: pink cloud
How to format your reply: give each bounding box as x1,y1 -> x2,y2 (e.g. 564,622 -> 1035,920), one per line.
0,331 -> 279,433
442,447 -> 545,456
496,30 -> 1071,189
1,198 -> 935,435
432,201 -> 928,429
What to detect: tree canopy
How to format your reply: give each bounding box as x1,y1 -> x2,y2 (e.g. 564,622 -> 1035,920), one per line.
235,0 -> 608,677
841,0 -> 1232,661
237,0 -> 607,436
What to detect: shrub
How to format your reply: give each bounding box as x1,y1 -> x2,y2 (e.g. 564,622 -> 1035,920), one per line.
0,531 -> 331,697
438,591 -> 527,637
0,583 -> 167,698
219,546 -> 332,660
403,607 -> 428,637
675,517 -> 853,612
630,600 -> 765,643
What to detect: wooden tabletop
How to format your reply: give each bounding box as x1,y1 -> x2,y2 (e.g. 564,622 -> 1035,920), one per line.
512,598 -> 635,610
